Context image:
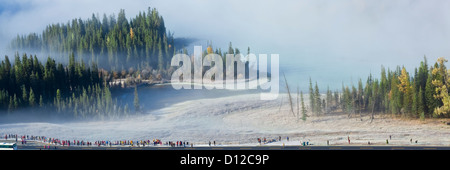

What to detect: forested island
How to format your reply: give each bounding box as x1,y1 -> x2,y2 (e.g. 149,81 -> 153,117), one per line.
0,7 -> 251,119
10,8 -> 174,72
9,7 -> 248,84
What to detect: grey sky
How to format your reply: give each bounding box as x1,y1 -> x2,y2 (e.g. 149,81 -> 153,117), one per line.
1,0 -> 449,89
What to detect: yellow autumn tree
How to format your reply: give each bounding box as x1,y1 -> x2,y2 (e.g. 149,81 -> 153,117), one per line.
398,67 -> 413,114
130,27 -> 135,40
398,67 -> 410,93
432,57 -> 450,117
205,46 -> 214,62
207,46 -> 213,54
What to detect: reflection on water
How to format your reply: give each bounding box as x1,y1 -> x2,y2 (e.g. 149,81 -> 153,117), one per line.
113,84 -> 264,113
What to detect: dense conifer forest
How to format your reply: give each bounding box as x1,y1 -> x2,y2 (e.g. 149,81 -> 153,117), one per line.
1,7 -> 449,120
307,57 -> 449,119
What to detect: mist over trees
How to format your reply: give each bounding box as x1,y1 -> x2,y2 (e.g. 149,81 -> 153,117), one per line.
10,8 -> 175,75
2,6 -> 450,121
0,6 -> 257,120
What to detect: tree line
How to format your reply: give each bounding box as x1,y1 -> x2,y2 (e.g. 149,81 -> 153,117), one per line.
10,7 -> 175,76
306,56 -> 450,119
0,53 -> 138,119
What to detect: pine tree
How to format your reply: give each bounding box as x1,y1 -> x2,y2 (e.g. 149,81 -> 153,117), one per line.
398,67 -> 412,115
134,86 -> 140,113
39,95 -> 43,108
343,86 -> 353,115
352,85 -> 357,114
326,86 -> 333,113
124,103 -> 129,116
404,86 -> 413,116
370,79 -> 379,121
314,82 -> 321,115
390,74 -> 401,114
357,79 -> 364,113
13,94 -> 18,109
29,88 -> 35,107
411,83 -> 418,117
334,90 -> 339,109
56,89 -> 61,112
417,57 -> 428,113
8,96 -> 14,112
418,87 -> 425,118
21,85 -> 27,106
322,98 -> 326,114
157,43 -> 164,70
301,91 -> 307,121
309,78 -> 315,114
379,66 -> 388,112
364,74 -> 373,111
228,42 -> 234,55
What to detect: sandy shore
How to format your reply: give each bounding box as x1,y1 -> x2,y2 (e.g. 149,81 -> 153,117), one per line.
0,93 -> 449,146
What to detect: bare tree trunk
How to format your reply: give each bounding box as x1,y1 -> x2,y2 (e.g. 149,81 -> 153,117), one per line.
283,73 -> 296,117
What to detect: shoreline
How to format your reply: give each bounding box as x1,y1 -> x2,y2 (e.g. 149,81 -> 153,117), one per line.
1,93 -> 449,147
110,77 -> 266,90
2,138 -> 449,149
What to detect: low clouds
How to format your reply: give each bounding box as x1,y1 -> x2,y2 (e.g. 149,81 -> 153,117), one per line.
1,0 -> 449,87
0,0 -> 149,46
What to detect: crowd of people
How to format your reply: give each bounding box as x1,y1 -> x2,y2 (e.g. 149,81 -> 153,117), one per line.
257,136 -> 293,145
4,133 -> 416,148
2,133 -> 196,148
